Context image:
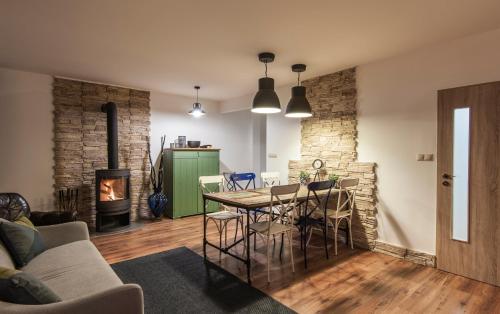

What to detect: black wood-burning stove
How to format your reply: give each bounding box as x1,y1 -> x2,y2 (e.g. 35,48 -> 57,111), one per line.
95,102 -> 131,232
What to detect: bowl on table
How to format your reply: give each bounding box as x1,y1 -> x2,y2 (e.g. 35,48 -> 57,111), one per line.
187,141 -> 201,148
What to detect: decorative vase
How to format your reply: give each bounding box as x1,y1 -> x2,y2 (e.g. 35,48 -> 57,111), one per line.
148,191 -> 168,218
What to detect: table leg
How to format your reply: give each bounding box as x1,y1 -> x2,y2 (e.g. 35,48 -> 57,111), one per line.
304,208 -> 308,269
246,209 -> 251,285
203,196 -> 207,260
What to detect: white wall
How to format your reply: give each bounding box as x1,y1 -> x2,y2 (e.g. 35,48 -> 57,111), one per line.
0,68 -> 54,211
357,27 -> 500,254
149,92 -> 255,176
221,85 -> 301,184
0,67 -> 260,212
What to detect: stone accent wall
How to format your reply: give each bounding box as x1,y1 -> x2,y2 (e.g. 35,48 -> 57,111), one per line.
373,240 -> 436,267
53,78 -> 151,226
288,68 -> 378,249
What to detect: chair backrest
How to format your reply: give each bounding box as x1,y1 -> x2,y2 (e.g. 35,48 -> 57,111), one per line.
199,175 -> 225,211
229,172 -> 256,191
222,172 -> 236,191
304,180 -> 335,218
336,178 -> 359,214
261,172 -> 280,188
266,183 -> 301,232
199,175 -> 225,193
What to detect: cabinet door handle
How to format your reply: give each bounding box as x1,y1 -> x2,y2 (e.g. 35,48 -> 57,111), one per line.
442,173 -> 454,180
442,181 -> 450,187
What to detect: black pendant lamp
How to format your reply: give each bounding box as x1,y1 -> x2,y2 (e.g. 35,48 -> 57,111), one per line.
251,52 -> 281,114
188,86 -> 206,117
285,64 -> 312,118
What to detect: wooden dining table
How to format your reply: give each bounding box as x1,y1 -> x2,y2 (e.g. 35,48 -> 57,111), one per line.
202,185 -> 340,284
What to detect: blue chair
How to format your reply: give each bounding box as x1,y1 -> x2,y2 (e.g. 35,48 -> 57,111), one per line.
229,172 -> 256,191
229,172 -> 261,250
222,172 -> 236,191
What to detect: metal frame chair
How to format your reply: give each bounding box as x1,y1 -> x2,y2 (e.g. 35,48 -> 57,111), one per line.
328,178 -> 359,255
259,172 -> 282,215
296,180 -> 334,269
222,172 -> 236,191
229,172 -> 257,190
229,172 -> 263,249
261,172 -> 281,188
244,183 -> 300,282
200,175 -> 244,261
260,171 -> 285,256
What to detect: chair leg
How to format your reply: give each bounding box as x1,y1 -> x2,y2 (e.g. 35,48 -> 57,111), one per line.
267,237 -> 271,283
303,226 -> 308,269
306,226 -> 313,247
234,218 -> 238,242
334,220 -> 339,256
348,218 -> 354,249
323,222 -> 329,260
218,221 -> 223,261
280,233 -> 284,261
240,217 -> 244,245
224,220 -> 228,249
299,226 -> 303,251
242,226 -> 247,258
288,231 -> 295,273
253,212 -> 257,251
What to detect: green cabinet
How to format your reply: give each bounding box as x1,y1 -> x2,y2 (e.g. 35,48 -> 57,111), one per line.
164,149 -> 220,218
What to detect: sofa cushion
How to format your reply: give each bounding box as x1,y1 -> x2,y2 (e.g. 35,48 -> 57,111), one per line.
0,218 -> 46,267
22,240 -> 122,300
0,266 -> 61,304
0,242 -> 15,269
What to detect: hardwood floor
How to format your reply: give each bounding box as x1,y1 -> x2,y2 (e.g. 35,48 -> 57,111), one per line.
92,216 -> 500,313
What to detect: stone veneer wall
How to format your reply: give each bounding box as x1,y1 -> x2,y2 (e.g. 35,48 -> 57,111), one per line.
53,78 -> 151,226
288,68 -> 436,267
288,68 -> 377,249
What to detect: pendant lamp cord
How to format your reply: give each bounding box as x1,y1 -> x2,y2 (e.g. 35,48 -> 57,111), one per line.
264,62 -> 268,77
297,72 -> 301,86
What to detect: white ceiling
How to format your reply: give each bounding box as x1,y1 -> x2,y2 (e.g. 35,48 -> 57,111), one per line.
1,0 -> 500,101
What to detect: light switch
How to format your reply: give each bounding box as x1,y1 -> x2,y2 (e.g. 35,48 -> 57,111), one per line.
424,154 -> 434,161
416,154 -> 424,161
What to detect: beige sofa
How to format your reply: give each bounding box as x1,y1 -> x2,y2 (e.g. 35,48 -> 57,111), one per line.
0,221 -> 143,314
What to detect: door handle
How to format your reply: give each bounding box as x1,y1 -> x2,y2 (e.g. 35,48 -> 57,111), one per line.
442,181 -> 450,187
442,173 -> 454,180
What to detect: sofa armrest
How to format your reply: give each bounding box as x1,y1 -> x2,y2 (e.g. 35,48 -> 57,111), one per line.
0,284 -> 143,314
37,221 -> 90,249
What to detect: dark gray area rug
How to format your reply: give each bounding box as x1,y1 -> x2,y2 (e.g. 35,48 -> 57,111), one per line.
111,247 -> 296,314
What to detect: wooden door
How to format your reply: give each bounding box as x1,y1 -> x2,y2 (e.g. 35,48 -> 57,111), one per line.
197,151 -> 220,213
436,82 -> 500,286
172,152 -> 199,217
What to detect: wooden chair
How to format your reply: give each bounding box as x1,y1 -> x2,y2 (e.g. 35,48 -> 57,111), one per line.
200,175 -> 244,260
260,171 -> 286,255
327,178 -> 359,255
259,172 -> 281,216
244,183 -> 300,282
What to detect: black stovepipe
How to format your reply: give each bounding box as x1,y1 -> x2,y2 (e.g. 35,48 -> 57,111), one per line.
101,102 -> 119,169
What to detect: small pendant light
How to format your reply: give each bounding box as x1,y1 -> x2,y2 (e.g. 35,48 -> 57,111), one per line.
251,52 -> 281,114
285,64 -> 312,118
188,86 -> 206,117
